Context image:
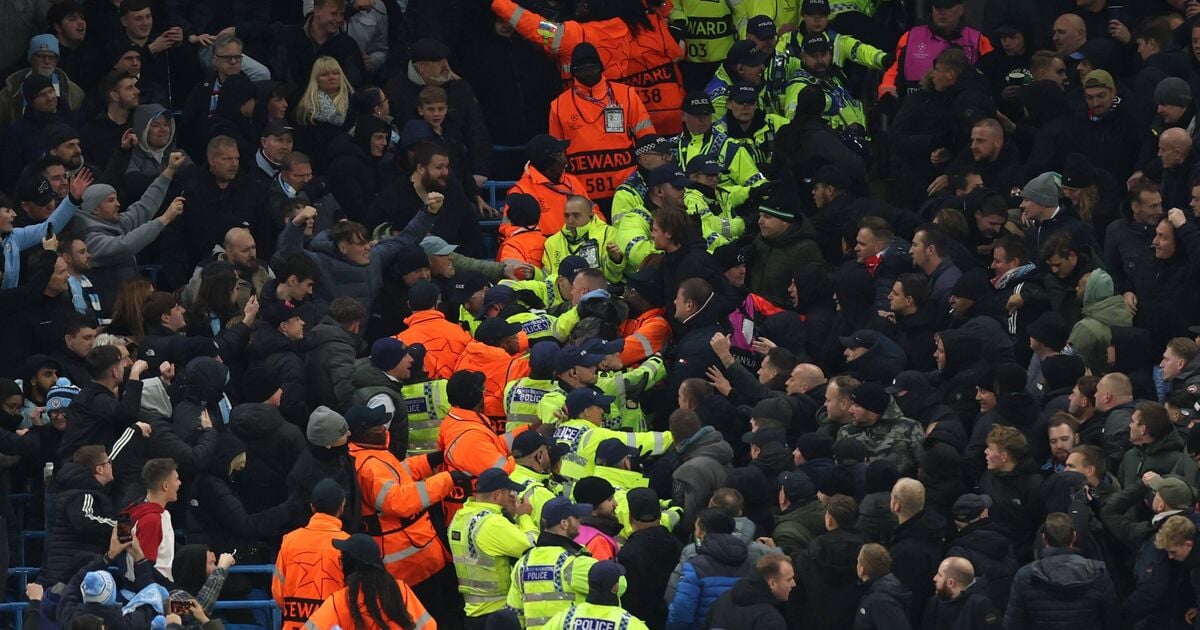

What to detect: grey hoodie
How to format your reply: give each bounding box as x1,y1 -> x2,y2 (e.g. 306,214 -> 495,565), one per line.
673,426 -> 735,534
70,175 -> 170,311
126,104 -> 177,180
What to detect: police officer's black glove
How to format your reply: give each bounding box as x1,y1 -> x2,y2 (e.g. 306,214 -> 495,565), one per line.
450,470 -> 475,497
880,53 -> 896,70
426,451 -> 445,468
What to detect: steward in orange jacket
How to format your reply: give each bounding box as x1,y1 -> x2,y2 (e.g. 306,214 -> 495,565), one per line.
549,44 -> 656,203
618,271 -> 671,366
305,534 -> 437,629
346,405 -> 466,587
621,6 -> 686,136
508,135 -> 605,236
436,370 -> 535,524
496,193 -> 547,267
491,0 -> 632,81
454,318 -> 531,430
273,480 -> 350,629
396,301 -> 472,381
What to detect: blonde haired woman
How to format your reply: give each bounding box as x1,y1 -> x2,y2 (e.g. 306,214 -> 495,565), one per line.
293,56 -> 354,170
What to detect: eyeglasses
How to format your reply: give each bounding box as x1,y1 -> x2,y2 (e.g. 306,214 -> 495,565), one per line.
215,54 -> 244,62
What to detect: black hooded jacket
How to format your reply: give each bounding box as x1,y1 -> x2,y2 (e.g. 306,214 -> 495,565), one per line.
947,519 -> 1019,616
245,325 -> 308,425
327,115 -> 389,220
823,267 -> 889,372
170,358 -> 230,443
789,527 -> 865,630
187,432 -> 295,556
889,509 -> 946,625
40,463 -> 117,585
930,329 -> 989,431
204,73 -> 261,163
919,420 -> 967,519
844,333 -> 907,385
708,574 -> 788,630
229,403 -> 307,514
1107,326 -> 1158,402
287,442 -> 362,534
793,264 -> 837,366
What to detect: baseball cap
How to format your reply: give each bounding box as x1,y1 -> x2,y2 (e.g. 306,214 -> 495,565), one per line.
529,341 -> 560,373
407,279 -> 441,310
885,371 -> 930,396
410,38 -> 451,62
555,345 -> 605,373
588,561 -> 626,592
801,36 -> 831,55
728,84 -> 759,104
310,478 -> 347,511
634,134 -> 671,157
686,155 -> 724,175
751,397 -> 792,425
345,404 -> 389,433
580,337 -> 624,356
839,330 -> 879,350
647,164 -> 692,188
476,467 -> 524,493
747,15 -> 777,39
475,317 -> 523,345
1149,475 -> 1195,510
571,43 -> 603,70
850,382 -> 889,415
557,255 -> 591,282
712,243 -> 746,271
261,119 -> 295,138
595,438 -> 639,466
1083,70 -> 1115,90
778,470 -> 816,502
565,387 -> 615,417
420,235 -> 458,256
542,496 -> 592,527
261,300 -> 301,328
681,91 -> 715,115
952,494 -> 993,521
332,533 -> 386,569
483,285 -> 517,308
812,164 -> 852,189
511,431 -> 548,458
16,175 -> 55,205
951,268 -> 990,301
742,426 -> 787,447
802,0 -> 831,14
449,270 -> 489,304
526,133 -> 571,160
727,40 -> 769,67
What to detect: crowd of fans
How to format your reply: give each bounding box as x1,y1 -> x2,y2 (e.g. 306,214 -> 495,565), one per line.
4,0 -> 1200,628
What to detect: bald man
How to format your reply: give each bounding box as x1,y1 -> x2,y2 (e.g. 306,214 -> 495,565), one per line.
1158,127 -> 1197,209
1094,373 -> 1135,467
1053,14 -> 1087,56
888,478 -> 943,625
786,363 -> 828,432
181,227 -> 269,311
924,557 -> 1000,626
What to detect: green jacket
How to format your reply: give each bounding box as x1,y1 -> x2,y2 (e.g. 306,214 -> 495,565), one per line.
836,405 -> 924,476
748,216 -> 824,306
1068,269 -> 1132,375
1118,430 -> 1198,489
772,498 -> 826,554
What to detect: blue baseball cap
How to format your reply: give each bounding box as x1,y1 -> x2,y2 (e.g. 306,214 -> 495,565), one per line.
565,387 -> 615,417
647,164 -> 692,188
476,468 -> 524,493
541,496 -> 593,527
588,561 -> 626,591
558,255 -> 590,281
595,438 -> 639,467
580,337 -> 625,356
554,346 -> 606,374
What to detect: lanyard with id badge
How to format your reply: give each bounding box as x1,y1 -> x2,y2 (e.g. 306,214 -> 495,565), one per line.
603,105 -> 624,134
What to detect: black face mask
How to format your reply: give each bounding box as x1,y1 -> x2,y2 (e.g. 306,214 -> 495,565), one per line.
573,66 -> 603,87
894,392 -> 922,418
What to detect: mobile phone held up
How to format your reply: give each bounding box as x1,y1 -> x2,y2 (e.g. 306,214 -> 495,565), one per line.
116,516 -> 133,544
170,600 -> 190,615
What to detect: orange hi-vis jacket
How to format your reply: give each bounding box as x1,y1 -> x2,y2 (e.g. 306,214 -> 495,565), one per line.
304,579 -> 436,630
508,164 -> 605,236
454,340 -> 532,430
622,9 -> 685,136
549,77 -> 656,201
496,224 -> 548,267
436,405 -> 530,523
396,309 -> 473,380
492,0 -> 632,81
273,512 -> 349,629
618,307 -> 671,367
349,440 -> 454,586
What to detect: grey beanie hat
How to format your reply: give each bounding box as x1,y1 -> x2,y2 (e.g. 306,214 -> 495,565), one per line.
81,184 -> 117,215
307,406 -> 350,447
1020,172 -> 1061,207
1156,77 -> 1191,108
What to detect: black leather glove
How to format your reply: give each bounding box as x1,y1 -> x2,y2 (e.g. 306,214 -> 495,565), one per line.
880,53 -> 896,70
450,470 -> 474,498
426,451 -> 445,468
